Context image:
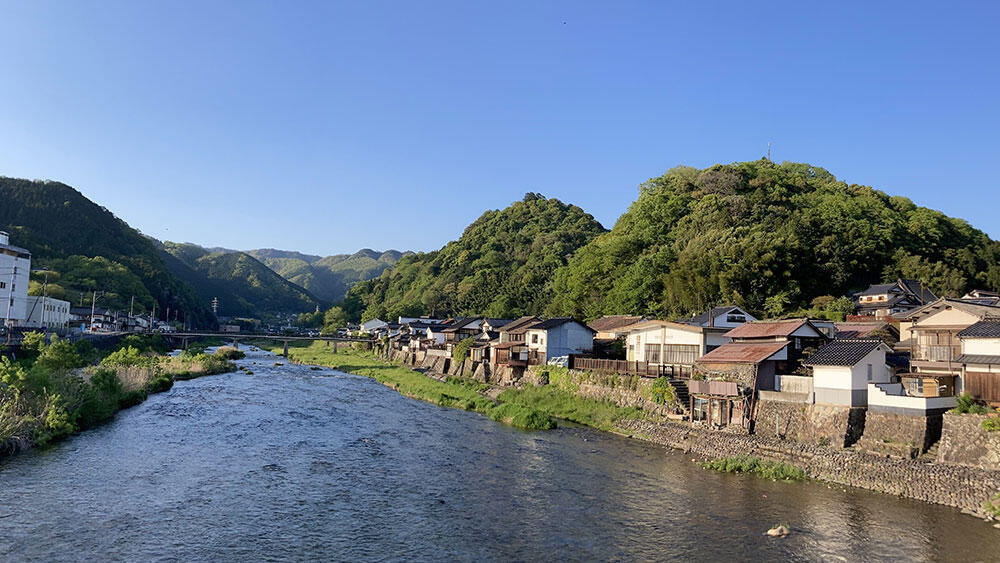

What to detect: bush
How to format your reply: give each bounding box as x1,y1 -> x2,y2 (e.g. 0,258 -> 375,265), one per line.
101,346 -> 158,369
452,337 -> 477,361
982,417 -> 1000,432
650,377 -> 677,405
213,346 -> 246,360
952,393 -> 993,415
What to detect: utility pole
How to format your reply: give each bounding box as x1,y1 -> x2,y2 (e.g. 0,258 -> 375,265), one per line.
129,295 -> 134,329
4,265 -> 14,344
767,141 -> 772,161
90,290 -> 104,332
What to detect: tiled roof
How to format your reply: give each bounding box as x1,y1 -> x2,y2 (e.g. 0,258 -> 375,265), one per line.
697,341 -> 788,364
894,298 -> 1000,322
858,283 -> 898,296
804,339 -> 885,367
834,322 -> 891,339
957,318 -> 1000,339
955,354 -> 1000,365
588,315 -> 645,332
675,306 -> 744,327
441,317 -> 482,332
530,317 -> 595,332
724,319 -> 813,339
503,316 -> 542,335
900,279 -> 937,303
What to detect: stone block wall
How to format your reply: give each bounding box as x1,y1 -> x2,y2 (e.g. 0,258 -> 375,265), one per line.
936,414 -> 1000,470
526,366 -> 680,416
855,411 -> 942,459
754,400 -> 864,447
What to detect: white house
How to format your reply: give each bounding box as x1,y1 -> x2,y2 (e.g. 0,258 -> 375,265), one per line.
22,296 -> 71,329
675,305 -> 756,329
360,318 -> 388,334
626,320 -> 732,369
804,338 -> 893,407
523,318 -> 594,364
0,231 -> 31,327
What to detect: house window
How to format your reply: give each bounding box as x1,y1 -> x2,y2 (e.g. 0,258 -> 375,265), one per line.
794,338 -> 802,350
531,334 -> 538,344
867,364 -> 873,381
0,282 -> 5,289
726,314 -> 745,323
645,344 -> 661,363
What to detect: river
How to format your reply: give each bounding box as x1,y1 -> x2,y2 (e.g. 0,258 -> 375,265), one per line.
1,348 -> 998,561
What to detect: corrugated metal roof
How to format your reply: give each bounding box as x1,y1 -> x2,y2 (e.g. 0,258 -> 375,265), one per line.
724,319 -> 812,339
696,341 -> 788,364
834,321 -> 891,339
804,339 -> 885,366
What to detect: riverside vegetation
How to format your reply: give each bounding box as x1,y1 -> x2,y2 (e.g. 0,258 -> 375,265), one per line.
0,334 -> 237,457
266,341 -> 649,432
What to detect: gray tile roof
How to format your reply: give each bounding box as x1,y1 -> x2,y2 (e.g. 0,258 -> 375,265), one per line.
804,339 -> 885,367
957,318 -> 1000,339
675,306 -> 742,327
955,354 -> 1000,365
530,317 -> 594,331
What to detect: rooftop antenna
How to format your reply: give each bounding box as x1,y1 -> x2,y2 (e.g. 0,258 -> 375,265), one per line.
767,141 -> 772,161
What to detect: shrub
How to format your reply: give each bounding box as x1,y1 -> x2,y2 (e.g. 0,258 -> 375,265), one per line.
982,417 -> 1000,432
452,337 -> 477,361
102,346 -> 158,369
985,492 -> 1000,518
952,393 -> 992,415
650,377 -> 677,405
213,346 -> 246,360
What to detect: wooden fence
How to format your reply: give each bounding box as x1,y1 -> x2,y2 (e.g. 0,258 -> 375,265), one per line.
965,372 -> 1000,404
568,357 -> 693,378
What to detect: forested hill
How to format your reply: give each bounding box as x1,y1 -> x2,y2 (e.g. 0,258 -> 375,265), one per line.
161,242 -> 323,318
546,160 -> 1000,320
347,194 -> 607,321
247,248 -> 408,303
0,177 -> 215,326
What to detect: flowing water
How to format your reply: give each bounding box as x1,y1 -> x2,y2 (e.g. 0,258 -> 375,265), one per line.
1,348 -> 998,561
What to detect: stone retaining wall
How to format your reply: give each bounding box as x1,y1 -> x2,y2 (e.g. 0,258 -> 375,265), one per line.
754,400 -> 864,447
527,366 -> 681,416
616,418 -> 1000,516
937,414 -> 1000,469
855,411 -> 941,459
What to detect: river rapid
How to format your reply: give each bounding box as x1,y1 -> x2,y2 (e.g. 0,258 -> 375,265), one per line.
1,348 -> 998,561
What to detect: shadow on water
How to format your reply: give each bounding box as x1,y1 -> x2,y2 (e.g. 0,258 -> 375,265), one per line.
0,354 -> 997,561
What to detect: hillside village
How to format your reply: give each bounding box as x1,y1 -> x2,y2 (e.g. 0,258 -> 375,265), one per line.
360,276 -> 1000,463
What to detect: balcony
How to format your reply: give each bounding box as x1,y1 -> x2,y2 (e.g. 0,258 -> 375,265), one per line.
912,345 -> 961,362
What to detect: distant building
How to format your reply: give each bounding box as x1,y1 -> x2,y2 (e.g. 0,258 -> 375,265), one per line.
854,278 -> 936,319
22,296 -> 71,329
588,315 -> 646,340
674,305 -> 756,329
0,231 -> 32,328
960,289 -> 1000,306
360,318 -> 388,334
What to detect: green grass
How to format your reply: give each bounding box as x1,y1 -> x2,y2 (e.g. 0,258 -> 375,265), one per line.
268,342 -> 556,431
496,384 -> 645,431
701,456 -> 808,481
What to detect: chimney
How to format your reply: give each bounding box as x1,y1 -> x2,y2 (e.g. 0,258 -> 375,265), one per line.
0,231 -> 8,245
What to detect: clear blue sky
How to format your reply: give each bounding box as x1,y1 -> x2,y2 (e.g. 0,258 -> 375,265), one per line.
1,1 -> 997,255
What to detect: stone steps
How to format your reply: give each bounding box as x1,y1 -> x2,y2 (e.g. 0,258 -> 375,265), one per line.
668,379 -> 690,407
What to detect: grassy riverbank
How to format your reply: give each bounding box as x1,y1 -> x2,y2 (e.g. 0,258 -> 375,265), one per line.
701,456 -> 808,481
1,334 -> 237,457
267,341 -> 652,432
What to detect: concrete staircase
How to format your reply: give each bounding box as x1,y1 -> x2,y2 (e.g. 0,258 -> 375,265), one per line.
669,379 -> 690,408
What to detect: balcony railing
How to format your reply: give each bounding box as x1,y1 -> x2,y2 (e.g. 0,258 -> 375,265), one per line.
913,345 -> 961,362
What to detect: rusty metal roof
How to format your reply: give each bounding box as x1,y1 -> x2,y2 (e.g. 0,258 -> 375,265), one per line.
724,319 -> 812,339
696,341 -> 788,364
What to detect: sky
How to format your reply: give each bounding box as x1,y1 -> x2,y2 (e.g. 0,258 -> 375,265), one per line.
1,1 -> 998,255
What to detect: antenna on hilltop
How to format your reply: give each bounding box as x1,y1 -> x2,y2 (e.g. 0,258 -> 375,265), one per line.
767,141 -> 772,161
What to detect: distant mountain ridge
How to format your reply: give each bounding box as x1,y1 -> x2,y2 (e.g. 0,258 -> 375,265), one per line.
160,242 -> 323,318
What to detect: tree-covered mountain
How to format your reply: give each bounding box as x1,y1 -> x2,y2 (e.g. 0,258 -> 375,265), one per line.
348,193 -> 607,321
160,242 -> 323,318
246,248 -> 408,302
546,160 -> 1000,320
0,177 -> 216,327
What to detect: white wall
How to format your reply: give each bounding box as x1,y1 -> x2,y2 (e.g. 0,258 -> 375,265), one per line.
23,296 -> 71,328
626,323 -> 703,361
916,308 -> 980,328
867,383 -> 957,412
708,307 -> 756,328
0,250 -> 31,325
528,322 -> 593,358
963,338 -> 1000,355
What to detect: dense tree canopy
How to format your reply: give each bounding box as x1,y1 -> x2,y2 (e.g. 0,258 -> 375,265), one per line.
546,160 -> 1000,319
0,177 -> 215,326
349,194 -> 606,321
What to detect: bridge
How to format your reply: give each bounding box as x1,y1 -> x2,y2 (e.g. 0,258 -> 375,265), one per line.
163,332 -> 376,356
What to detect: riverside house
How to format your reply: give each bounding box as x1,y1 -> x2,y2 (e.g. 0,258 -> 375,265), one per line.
690,319 -> 828,429
803,338 -> 894,407
624,320 -> 733,378
491,316 -> 542,366
523,318 -> 595,365
588,315 -> 646,340
956,317 -> 1000,406
895,298 -> 1000,404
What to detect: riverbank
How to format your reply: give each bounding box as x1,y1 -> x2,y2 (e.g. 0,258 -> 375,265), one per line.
0,335 -> 237,459
276,343 -> 1000,518
265,341 -> 654,432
